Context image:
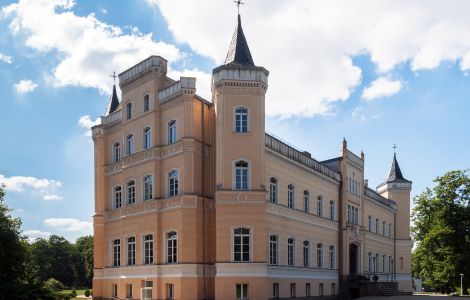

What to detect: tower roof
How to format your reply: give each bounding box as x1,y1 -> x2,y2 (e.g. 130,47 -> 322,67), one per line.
224,14 -> 255,67
105,84 -> 120,116
385,153 -> 410,183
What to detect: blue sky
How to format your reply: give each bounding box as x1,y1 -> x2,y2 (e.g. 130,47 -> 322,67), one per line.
1,0 -> 469,241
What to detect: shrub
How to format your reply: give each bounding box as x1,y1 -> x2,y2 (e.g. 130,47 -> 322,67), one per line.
71,289 -> 77,297
85,289 -> 91,297
44,278 -> 65,291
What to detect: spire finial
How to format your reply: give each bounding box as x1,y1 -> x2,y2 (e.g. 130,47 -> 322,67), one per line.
233,0 -> 244,14
110,71 -> 117,85
393,144 -> 397,155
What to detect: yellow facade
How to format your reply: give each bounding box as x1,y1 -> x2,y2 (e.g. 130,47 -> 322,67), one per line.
92,14 -> 412,300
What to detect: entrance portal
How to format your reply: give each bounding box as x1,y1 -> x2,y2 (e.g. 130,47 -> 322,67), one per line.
349,243 -> 359,274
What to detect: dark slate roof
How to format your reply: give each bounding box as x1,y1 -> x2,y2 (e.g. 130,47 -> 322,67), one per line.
224,14 -> 255,67
105,84 -> 120,115
385,153 -> 410,183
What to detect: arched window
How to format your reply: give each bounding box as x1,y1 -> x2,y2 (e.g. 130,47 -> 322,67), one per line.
368,252 -> 372,272
269,177 -> 278,203
113,239 -> 120,267
288,184 -> 295,208
368,216 -> 372,231
114,186 -> 122,209
127,180 -> 135,204
382,221 -> 386,235
287,238 -> 295,266
269,235 -> 278,265
376,218 -> 379,233
127,236 -> 136,266
329,245 -> 336,269
126,134 -> 134,155
234,107 -> 248,133
126,102 -> 132,119
235,161 -> 248,190
143,127 -> 151,150
143,175 -> 153,201
317,195 -> 323,217
303,190 -> 310,213
316,243 -> 323,268
167,231 -> 177,263
113,142 -> 121,163
168,120 -> 176,144
375,253 -> 380,272
233,228 -> 250,262
168,170 -> 179,197
329,200 -> 335,220
144,234 -> 153,264
303,240 -> 310,267
143,94 -> 150,112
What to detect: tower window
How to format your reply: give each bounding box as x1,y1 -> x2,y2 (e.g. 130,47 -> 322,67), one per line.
234,107 -> 248,133
168,170 -> 179,197
168,120 -> 177,144
235,161 -> 248,190
167,231 -> 177,263
269,177 -> 278,203
233,228 -> 250,262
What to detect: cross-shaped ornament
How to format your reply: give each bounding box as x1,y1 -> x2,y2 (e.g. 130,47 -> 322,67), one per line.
233,0 -> 244,14
110,71 -> 117,85
393,144 -> 397,154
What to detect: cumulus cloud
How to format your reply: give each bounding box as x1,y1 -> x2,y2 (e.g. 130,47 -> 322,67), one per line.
352,106 -> 383,122
147,0 -> 470,117
362,77 -> 402,101
44,218 -> 92,233
0,53 -> 13,64
0,174 -> 63,201
24,229 -> 52,241
2,0 -> 182,94
14,79 -> 38,93
78,115 -> 100,136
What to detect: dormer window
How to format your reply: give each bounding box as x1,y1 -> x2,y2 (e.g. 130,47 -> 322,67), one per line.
234,107 -> 248,133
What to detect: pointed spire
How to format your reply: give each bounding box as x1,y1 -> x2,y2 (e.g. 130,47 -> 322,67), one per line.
224,14 -> 255,67
105,84 -> 120,115
386,153 -> 406,182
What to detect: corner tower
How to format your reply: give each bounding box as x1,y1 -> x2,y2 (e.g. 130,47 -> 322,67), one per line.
377,152 -> 413,291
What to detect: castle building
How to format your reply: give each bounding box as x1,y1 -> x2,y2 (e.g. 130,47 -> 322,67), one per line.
92,12 -> 412,300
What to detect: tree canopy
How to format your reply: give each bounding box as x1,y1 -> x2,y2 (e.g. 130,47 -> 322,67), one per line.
412,170 -> 470,293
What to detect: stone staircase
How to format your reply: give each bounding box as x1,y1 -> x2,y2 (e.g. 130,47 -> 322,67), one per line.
376,284 -> 412,296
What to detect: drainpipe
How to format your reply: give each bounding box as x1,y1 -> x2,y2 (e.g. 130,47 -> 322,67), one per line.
201,100 -> 207,300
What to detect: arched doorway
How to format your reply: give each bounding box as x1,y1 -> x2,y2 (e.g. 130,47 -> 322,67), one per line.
349,243 -> 359,274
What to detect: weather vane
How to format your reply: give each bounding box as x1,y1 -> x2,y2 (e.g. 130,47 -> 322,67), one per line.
393,144 -> 397,154
233,0 -> 244,14
110,71 -> 117,85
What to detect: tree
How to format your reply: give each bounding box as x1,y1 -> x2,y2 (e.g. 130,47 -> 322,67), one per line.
74,235 -> 93,287
412,170 -> 470,293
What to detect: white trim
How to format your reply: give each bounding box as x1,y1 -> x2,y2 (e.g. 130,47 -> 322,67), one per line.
142,174 -> 154,201
231,225 -> 253,262
141,232 -> 155,265
166,168 -> 180,197
232,158 -> 251,190
94,264 -> 216,279
142,126 -> 152,150
233,105 -> 250,133
167,119 -> 178,144
163,229 -> 178,264
111,184 -> 123,209
143,93 -> 151,113
126,178 -> 137,205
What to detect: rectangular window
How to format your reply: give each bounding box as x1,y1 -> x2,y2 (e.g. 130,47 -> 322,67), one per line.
288,238 -> 295,266
233,228 -> 250,262
305,283 -> 311,296
167,283 -> 174,300
288,185 -> 295,208
144,234 -> 153,264
319,283 -> 324,296
290,283 -> 296,297
235,166 -> 248,190
400,257 -> 404,270
236,284 -> 248,300
127,237 -> 136,266
142,281 -> 153,300
113,239 -> 120,267
112,284 -> 118,297
303,241 -> 310,267
269,236 -> 278,265
272,283 -> 279,298
234,107 -> 248,133
331,283 -> 336,295
317,244 -> 323,268
126,284 -> 132,298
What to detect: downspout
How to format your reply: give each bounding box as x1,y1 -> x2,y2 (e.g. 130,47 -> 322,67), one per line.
394,212 -> 396,283
201,100 -> 207,299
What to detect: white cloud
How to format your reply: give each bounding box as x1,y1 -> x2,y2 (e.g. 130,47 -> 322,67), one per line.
0,174 -> 63,201
362,77 -> 402,101
44,218 -> 92,232
0,53 -> 13,64
147,0 -> 470,117
14,79 -> 38,93
167,68 -> 212,101
352,106 -> 383,122
24,229 -> 52,241
2,0 -> 182,94
78,115 -> 100,136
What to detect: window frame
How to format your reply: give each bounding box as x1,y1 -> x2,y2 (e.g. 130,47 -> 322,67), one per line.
168,170 -> 179,197
287,184 -> 295,209
127,236 -> 136,266
126,102 -> 132,120
126,134 -> 135,156
287,237 -> 295,266
113,141 -> 121,163
127,180 -> 136,205
143,127 -> 152,150
269,177 -> 278,203
113,185 -> 122,209
316,243 -> 323,268
233,106 -> 249,133
168,120 -> 177,144
317,195 -> 323,217
303,190 -> 310,213
112,239 -> 121,267
233,159 -> 250,190
329,245 -> 336,269
143,234 -> 154,265
329,200 -> 335,220
269,234 -> 279,265
303,240 -> 310,268
232,227 -> 251,262
166,231 -> 178,264
143,94 -> 150,112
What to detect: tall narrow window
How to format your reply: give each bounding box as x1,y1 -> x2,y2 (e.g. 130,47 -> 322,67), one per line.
273,283 -> 279,298
317,195 -> 323,217
126,284 -> 133,298
236,284 -> 248,300
382,221 -> 386,235
331,283 -> 336,295
269,177 -> 278,203
305,283 -> 311,297
167,231 -> 177,263
127,236 -> 136,266
168,170 -> 179,197
288,238 -> 295,266
389,223 -> 392,237
303,190 -> 310,213
126,102 -> 132,119
234,107 -> 248,133
235,161 -> 249,190
113,239 -> 120,267
233,228 -> 250,262
113,142 -> 121,163
303,240 -> 310,267
389,256 -> 393,273
143,94 -> 150,112
290,283 -> 296,297
368,252 -> 372,272
167,284 -> 174,300
114,186 -> 122,209
112,284 -> 118,297
126,134 -> 134,155
316,243 -> 323,268
319,283 -> 324,296
288,184 -> 295,208
368,216 -> 372,231
376,218 -> 379,233
269,235 -> 278,265
382,255 -> 386,272
127,180 -> 135,204
168,120 -> 176,144
143,127 -> 151,150
376,254 -> 380,272
144,234 -> 153,264
143,175 -> 153,200
329,200 -> 335,220
347,205 -> 351,223
329,245 -> 336,269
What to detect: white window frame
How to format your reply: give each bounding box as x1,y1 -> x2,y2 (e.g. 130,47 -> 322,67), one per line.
143,127 -> 152,150
329,245 -> 336,269
232,159 -> 251,190
113,141 -> 121,163
127,180 -> 136,205
143,175 -> 153,201
168,169 -> 179,197
303,240 -> 310,268
126,134 -> 135,156
236,283 -> 248,300
269,177 -> 278,203
287,184 -> 295,209
112,239 -> 120,267
233,106 -> 249,133
168,120 -> 177,144
234,160 -> 249,190
316,243 -> 323,268
303,190 -> 310,213
317,195 -> 323,217
113,185 -> 122,209
127,236 -> 136,266
287,237 -> 295,266
143,94 -> 150,112
126,102 -> 132,119
143,234 -> 154,265
166,231 -> 178,264
232,226 -> 252,262
269,234 -> 279,265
